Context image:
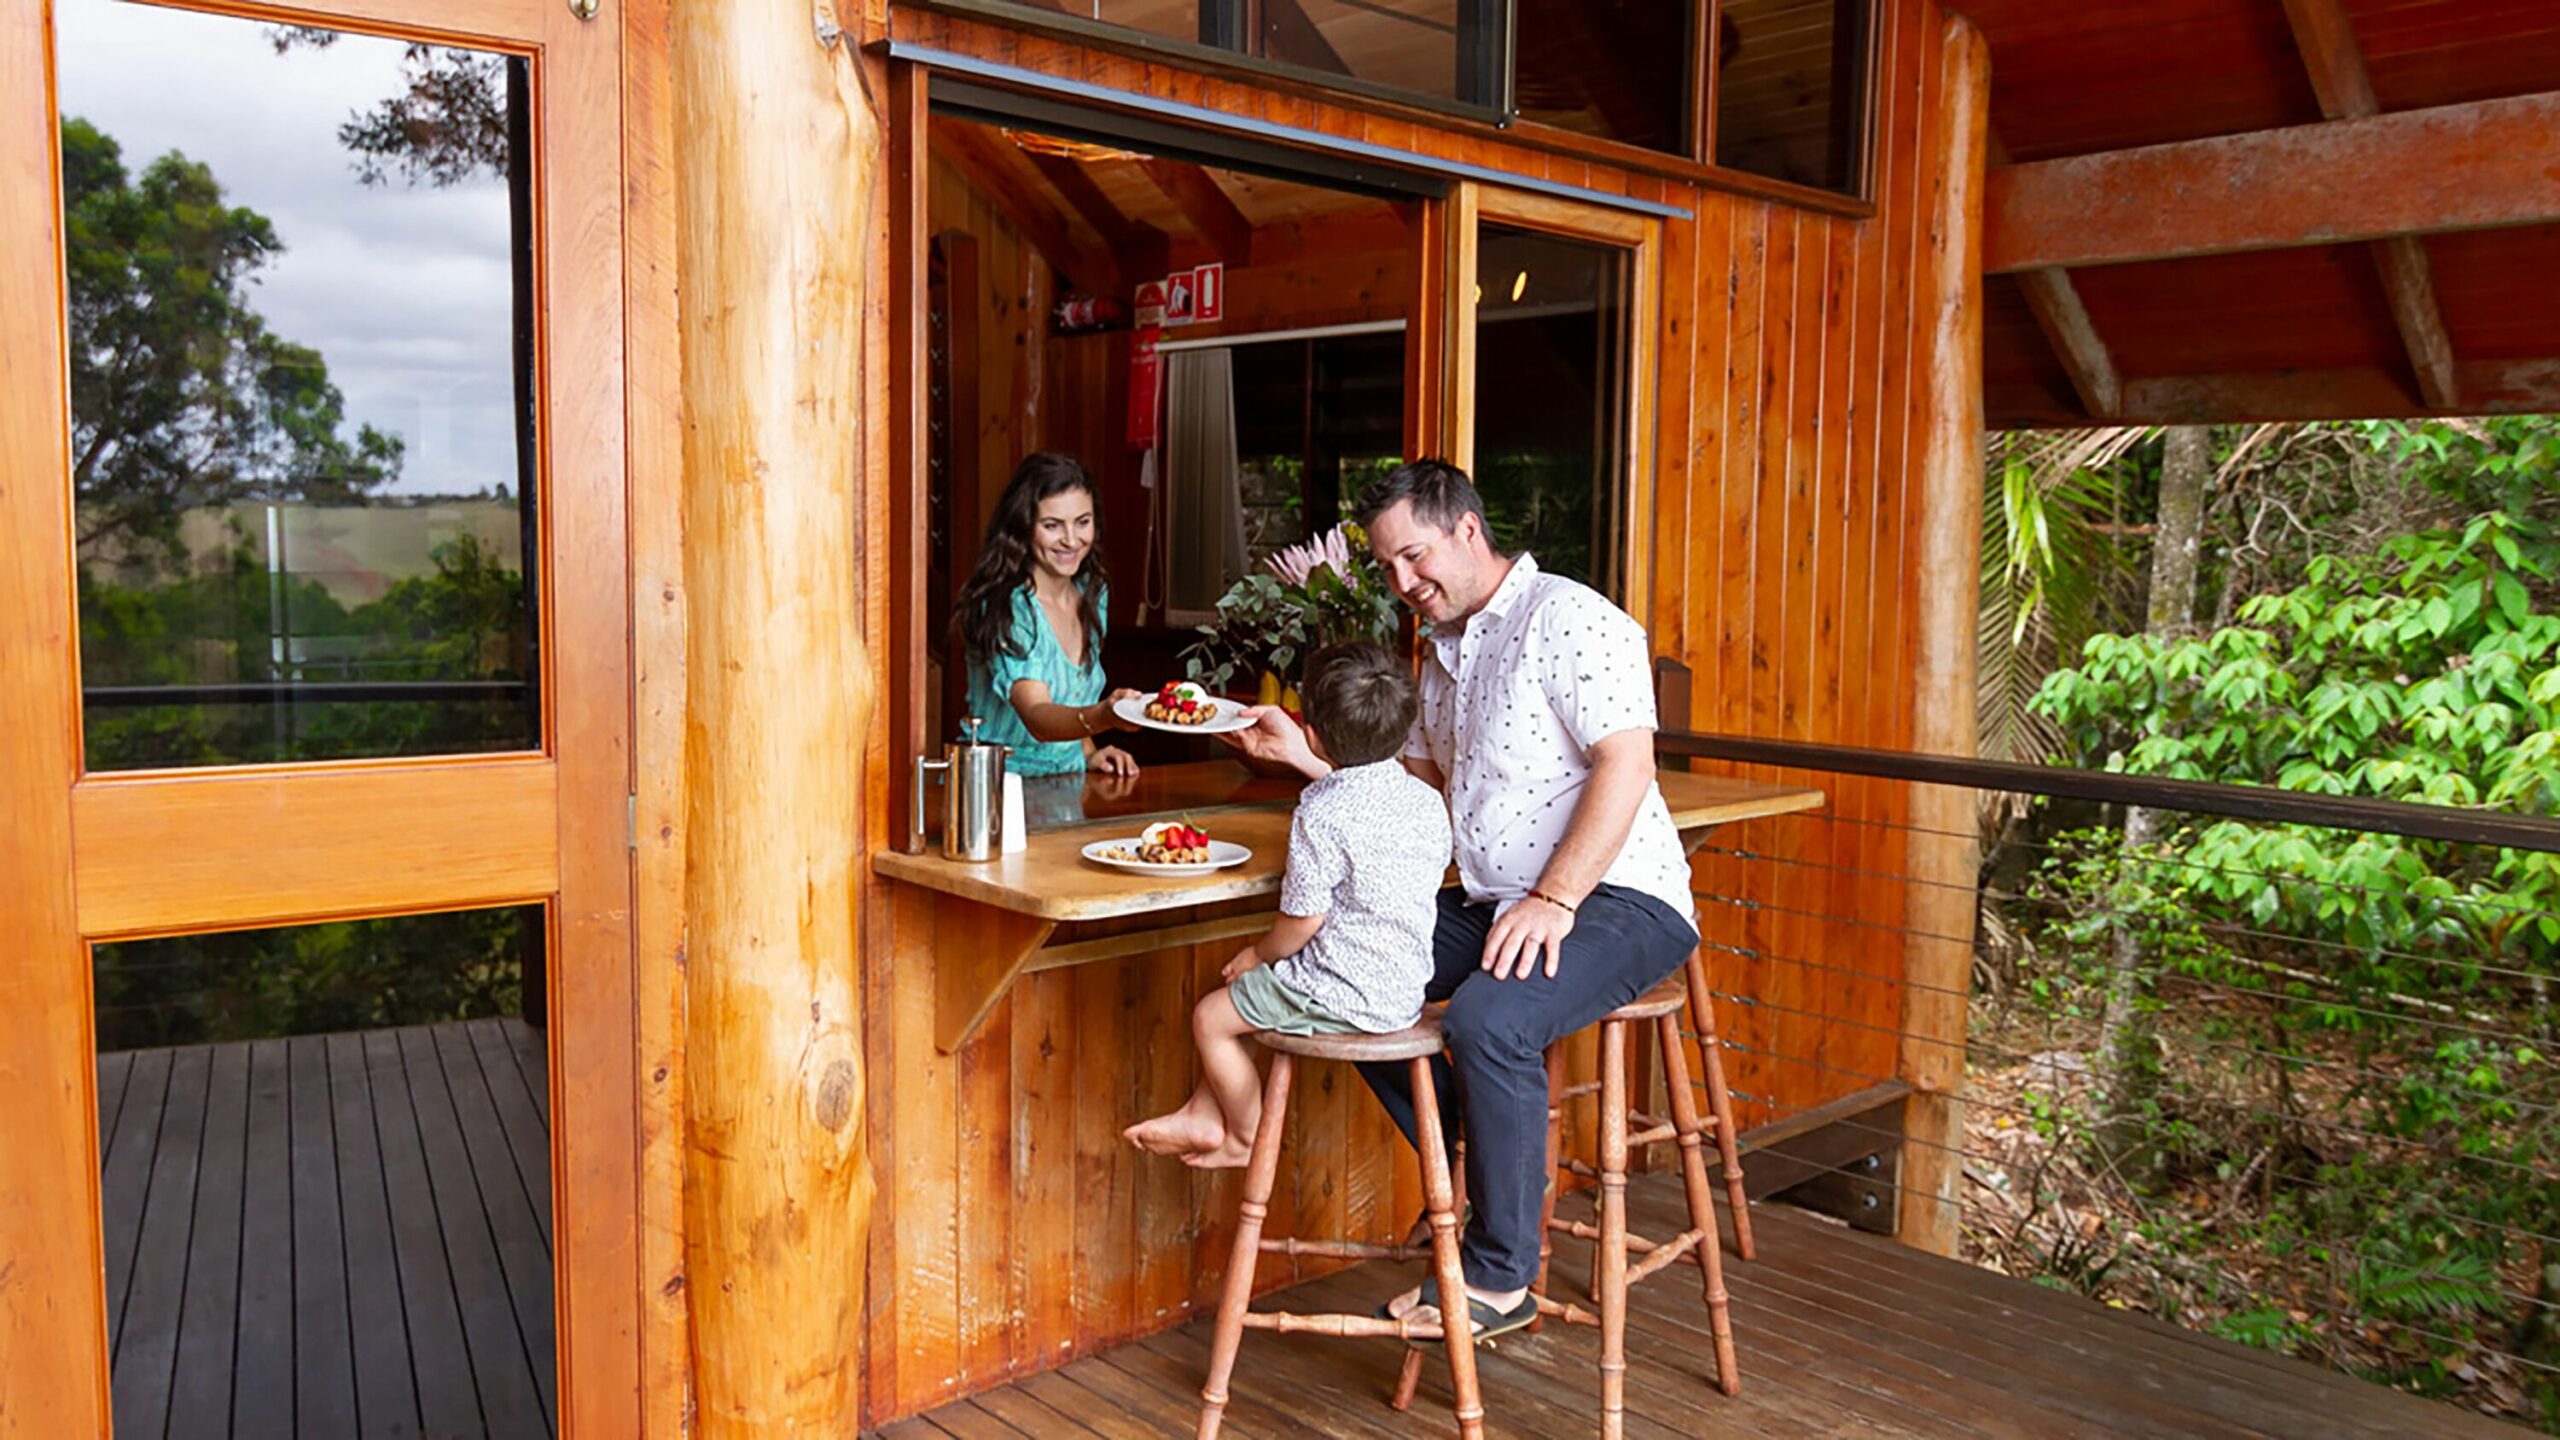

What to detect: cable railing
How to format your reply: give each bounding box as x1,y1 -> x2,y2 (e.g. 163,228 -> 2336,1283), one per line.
1646,731 -> 2560,1433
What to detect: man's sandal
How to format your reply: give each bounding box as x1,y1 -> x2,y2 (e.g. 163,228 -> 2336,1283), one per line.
1371,1277 -> 1538,1345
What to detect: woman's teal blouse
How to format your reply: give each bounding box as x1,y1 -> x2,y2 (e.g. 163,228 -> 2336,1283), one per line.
966,582 -> 1108,777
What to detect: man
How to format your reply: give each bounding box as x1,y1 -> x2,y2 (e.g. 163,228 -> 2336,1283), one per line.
1226,459 -> 1699,1341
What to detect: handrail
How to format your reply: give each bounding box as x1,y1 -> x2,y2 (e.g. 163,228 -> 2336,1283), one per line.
83,680 -> 527,707
1656,730 -> 2560,856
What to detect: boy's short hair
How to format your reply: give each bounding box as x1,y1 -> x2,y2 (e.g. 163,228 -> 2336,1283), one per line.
1299,642 -> 1416,769
1351,458 -> 1493,542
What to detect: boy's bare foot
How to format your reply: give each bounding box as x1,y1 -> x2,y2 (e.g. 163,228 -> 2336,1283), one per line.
1123,1106 -> 1225,1157
1180,1136 -> 1255,1169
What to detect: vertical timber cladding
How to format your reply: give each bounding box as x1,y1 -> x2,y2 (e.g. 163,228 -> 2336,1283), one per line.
862,0 -> 1980,1421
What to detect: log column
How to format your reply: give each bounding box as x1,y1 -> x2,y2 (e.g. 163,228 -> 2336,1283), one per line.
1897,11 -> 1989,1257
672,0 -> 881,1431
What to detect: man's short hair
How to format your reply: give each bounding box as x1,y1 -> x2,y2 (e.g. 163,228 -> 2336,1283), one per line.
1351,458 -> 1492,542
1299,642 -> 1417,769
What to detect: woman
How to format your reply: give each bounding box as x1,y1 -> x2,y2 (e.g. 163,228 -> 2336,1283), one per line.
953,452 -> 1143,777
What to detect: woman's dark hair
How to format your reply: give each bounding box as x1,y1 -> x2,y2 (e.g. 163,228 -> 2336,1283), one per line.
954,452 -> 1110,674
1299,642 -> 1417,768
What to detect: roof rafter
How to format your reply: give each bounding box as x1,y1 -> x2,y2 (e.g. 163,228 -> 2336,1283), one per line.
1992,131 -> 2121,419
2279,0 -> 2460,409
932,117 -> 1122,299
1985,90 -> 2560,273
1136,158 -> 1254,264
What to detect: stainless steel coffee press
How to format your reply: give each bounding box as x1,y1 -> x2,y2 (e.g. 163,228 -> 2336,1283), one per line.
911,715 -> 1009,861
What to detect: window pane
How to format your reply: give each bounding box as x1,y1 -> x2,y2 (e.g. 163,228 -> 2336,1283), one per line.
58,0 -> 539,771
1715,0 -> 1872,195
1513,0 -> 1693,154
93,906 -> 555,1436
984,0 -> 1495,112
1472,226 -> 1629,596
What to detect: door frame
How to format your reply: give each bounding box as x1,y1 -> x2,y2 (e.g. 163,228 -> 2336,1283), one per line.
0,0 -> 657,1431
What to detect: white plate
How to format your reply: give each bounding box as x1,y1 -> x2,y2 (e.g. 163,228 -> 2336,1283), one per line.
1113,693 -> 1256,735
1082,838 -> 1254,876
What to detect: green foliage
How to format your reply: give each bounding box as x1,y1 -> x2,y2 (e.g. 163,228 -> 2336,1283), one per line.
1980,429 -> 2141,766
62,117 -> 402,567
92,905 -> 535,1052
1987,418 -> 2560,1426
1182,522 -> 1400,693
81,533 -> 533,769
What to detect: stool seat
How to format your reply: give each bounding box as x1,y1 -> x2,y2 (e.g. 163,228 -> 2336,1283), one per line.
1255,1015 -> 1444,1061
1601,974 -> 1689,1022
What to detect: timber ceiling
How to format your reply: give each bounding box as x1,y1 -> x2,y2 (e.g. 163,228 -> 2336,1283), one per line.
1955,0 -> 2560,426
927,114 -> 1401,301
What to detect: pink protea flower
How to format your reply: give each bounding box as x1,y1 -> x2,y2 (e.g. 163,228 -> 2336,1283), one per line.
1267,524 -> 1359,588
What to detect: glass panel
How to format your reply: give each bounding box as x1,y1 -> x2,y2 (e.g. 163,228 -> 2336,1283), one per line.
1513,0 -> 1694,154
1471,225 -> 1630,596
1715,0 -> 1872,194
93,906 -> 555,1437
58,0 -> 539,771
984,0 -> 1496,112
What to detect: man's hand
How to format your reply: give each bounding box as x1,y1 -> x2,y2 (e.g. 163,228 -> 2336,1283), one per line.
1218,705 -> 1328,778
1482,895 -> 1575,980
1221,943 -> 1264,983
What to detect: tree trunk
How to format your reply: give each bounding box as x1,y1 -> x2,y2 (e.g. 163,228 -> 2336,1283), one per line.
2098,424 -> 2208,1169
673,0 -> 881,1433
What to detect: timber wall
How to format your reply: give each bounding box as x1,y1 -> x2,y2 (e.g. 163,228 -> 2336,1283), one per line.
862,0 -> 1969,1421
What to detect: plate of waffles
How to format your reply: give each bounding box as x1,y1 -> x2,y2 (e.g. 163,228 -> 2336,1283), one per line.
1115,681 -> 1255,734
1083,821 -> 1253,876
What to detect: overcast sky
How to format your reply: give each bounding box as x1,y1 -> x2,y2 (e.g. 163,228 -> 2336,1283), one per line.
57,0 -> 516,499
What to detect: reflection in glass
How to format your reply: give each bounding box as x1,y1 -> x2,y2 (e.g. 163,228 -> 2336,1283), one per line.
1471,226 -> 1629,596
58,0 -> 538,771
94,906 -> 555,1437
1715,0 -> 1873,195
989,0 -> 1487,111
1513,0 -> 1693,154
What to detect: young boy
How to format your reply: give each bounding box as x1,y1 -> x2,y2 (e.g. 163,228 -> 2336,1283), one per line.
1123,642 -> 1453,1169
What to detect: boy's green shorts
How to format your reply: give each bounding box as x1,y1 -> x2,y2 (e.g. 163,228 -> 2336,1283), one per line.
1228,965 -> 1364,1037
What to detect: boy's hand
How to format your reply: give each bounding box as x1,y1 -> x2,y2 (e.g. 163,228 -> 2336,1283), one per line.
1221,944 -> 1263,982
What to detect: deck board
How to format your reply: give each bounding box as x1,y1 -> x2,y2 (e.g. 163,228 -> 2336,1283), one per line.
99,1020 -> 555,1439
874,1179 -> 2528,1439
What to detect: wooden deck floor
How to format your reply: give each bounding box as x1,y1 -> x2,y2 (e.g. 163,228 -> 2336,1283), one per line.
98,1018 -> 556,1439
873,1176 -> 2526,1439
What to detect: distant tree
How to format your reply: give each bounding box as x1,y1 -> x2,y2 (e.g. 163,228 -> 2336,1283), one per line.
268,27 -> 515,187
62,117 -> 402,566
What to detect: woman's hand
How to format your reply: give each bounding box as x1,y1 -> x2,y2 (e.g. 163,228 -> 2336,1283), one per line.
1089,744 -> 1138,778
1221,943 -> 1264,982
1101,687 -> 1143,729
1218,705 -> 1328,778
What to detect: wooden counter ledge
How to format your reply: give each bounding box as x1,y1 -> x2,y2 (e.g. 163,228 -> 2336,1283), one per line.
877,761 -> 1824,1052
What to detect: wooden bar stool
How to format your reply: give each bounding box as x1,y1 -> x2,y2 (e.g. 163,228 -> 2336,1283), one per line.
1540,972 -> 1744,1434
1196,1016 -> 1485,1440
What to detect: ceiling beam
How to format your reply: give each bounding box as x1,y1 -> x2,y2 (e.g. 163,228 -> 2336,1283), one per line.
1136,158 -> 1255,264
1985,91 -> 2560,273
1990,132 -> 2121,419
2013,269 -> 2122,418
2278,0 -> 2460,409
1018,146 -> 1169,271
931,118 -> 1122,299
1992,359 -> 2560,428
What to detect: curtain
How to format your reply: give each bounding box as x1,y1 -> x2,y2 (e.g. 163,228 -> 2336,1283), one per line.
1163,348 -> 1248,611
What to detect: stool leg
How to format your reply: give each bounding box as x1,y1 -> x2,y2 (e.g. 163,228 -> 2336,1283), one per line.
1658,1011 -> 1741,1396
1685,948 -> 1756,1261
1197,1053 -> 1295,1440
1530,1043 -> 1564,1333
1411,1055 -> 1485,1440
1598,1018 -> 1630,1440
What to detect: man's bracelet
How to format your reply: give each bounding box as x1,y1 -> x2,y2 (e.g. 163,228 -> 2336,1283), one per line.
1527,888 -> 1577,914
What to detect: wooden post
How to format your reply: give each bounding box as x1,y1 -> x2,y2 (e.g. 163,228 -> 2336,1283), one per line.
672,0 -> 881,1431
1896,11 -> 1988,1257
